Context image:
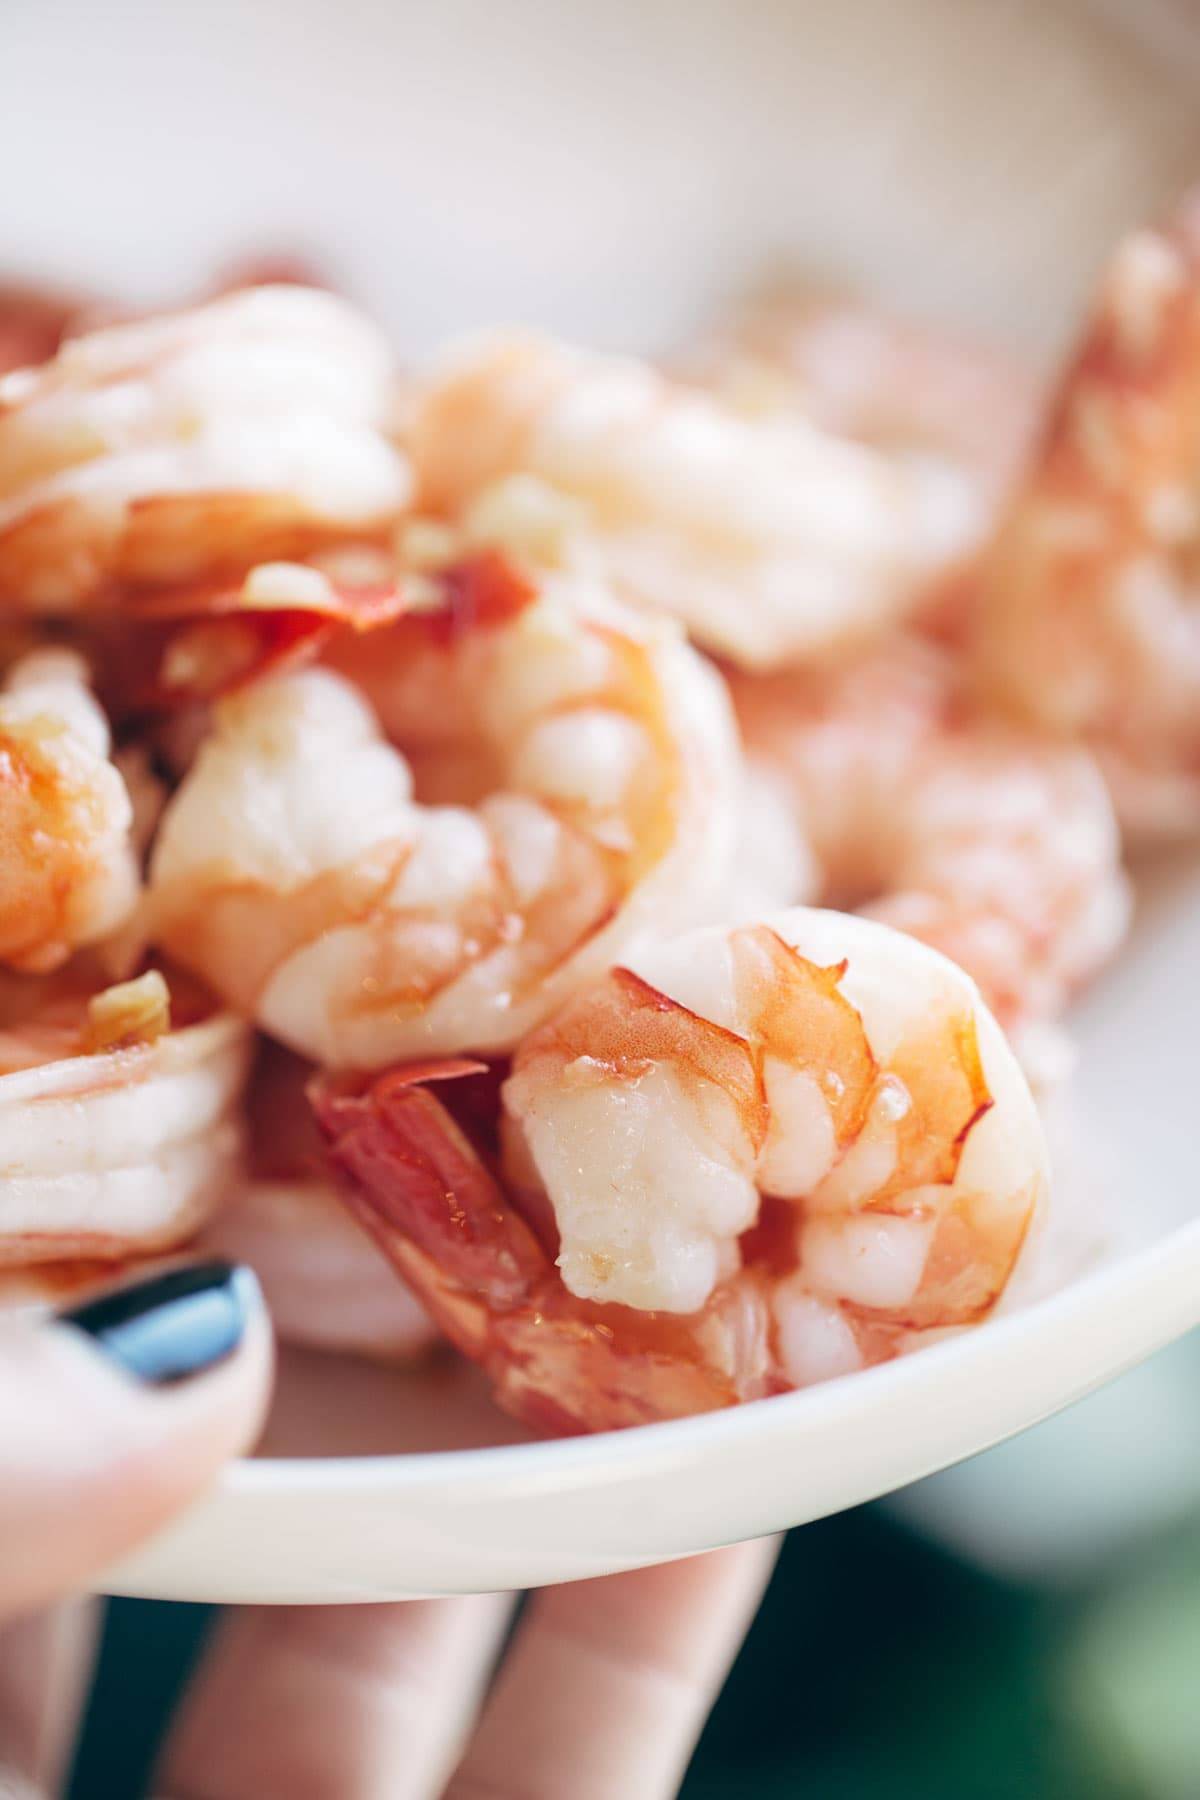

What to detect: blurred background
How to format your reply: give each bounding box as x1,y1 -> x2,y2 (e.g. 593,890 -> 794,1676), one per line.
8,0 -> 1200,357
7,0 -> 1200,1791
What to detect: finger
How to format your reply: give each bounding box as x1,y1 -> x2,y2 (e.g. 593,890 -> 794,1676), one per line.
158,1592 -> 515,1800
448,1537 -> 780,1800
0,1600 -> 100,1795
0,1261 -> 272,1622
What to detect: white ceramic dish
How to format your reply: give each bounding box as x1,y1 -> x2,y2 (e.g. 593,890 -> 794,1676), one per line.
102,850 -> 1200,1602
5,0 -> 1199,1603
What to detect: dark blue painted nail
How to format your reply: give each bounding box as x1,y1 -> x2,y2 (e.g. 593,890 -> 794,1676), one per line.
57,1260 -> 259,1386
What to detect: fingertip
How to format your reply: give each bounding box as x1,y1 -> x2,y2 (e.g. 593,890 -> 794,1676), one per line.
0,1262 -> 274,1620
56,1259 -> 267,1388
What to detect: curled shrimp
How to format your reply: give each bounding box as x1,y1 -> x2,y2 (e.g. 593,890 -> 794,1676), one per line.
314,909 -> 1047,1434
404,331 -> 982,670
148,552 -> 740,1064
0,965 -> 252,1265
0,285 -> 411,611
201,1042 -> 437,1360
0,647 -> 139,973
979,193 -> 1200,835
728,636 -> 1130,1062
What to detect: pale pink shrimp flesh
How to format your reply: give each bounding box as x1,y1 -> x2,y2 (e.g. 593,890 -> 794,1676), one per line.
979,190 -> 1200,835
0,285 -> 411,611
682,287 -> 1044,639
314,908 -> 1047,1434
403,331 -> 983,670
727,635 -> 1130,1052
148,552 -> 740,1064
0,648 -> 139,974
0,966 -> 252,1265
682,286 -> 1042,505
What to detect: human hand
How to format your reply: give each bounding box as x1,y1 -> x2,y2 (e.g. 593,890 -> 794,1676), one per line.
0,1261 -> 777,1798
0,1261 -> 271,1795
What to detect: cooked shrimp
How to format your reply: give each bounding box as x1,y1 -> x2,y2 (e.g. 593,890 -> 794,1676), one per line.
0,647 -> 139,973
979,194 -> 1200,835
684,286 -> 1041,505
201,1042 -> 437,1360
0,285 -> 411,611
728,636 -> 1129,1055
684,287 -> 1043,641
0,966 -> 251,1264
81,546 -> 410,719
404,332 -> 982,670
148,552 -> 740,1063
314,909 -> 1047,1434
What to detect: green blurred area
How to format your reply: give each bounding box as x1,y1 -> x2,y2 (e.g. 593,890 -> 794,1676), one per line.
69,1498 -> 1200,1799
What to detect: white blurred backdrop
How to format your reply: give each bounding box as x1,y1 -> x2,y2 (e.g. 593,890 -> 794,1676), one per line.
5,0 -> 1200,357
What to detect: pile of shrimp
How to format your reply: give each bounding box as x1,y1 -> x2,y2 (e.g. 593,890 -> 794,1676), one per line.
0,185 -> 1185,1431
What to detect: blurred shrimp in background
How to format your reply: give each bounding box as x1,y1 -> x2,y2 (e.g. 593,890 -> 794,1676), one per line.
5,0 -> 1200,1797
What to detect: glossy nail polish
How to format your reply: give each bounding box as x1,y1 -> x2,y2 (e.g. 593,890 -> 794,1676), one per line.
58,1260 -> 258,1386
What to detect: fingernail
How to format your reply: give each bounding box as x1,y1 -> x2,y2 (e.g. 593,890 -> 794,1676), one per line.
56,1260 -> 260,1386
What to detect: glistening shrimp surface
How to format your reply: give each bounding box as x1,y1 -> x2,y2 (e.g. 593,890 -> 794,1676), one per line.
148,552 -> 740,1063
403,330 -> 981,669
314,911 -> 1046,1432
0,966 -> 252,1266
0,240 -> 1160,1421
0,285 -> 411,609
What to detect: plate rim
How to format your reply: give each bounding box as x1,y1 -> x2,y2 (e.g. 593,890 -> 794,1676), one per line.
217,1215 -> 1200,1494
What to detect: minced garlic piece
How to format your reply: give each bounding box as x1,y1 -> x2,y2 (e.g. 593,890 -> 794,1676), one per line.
83,968 -> 171,1053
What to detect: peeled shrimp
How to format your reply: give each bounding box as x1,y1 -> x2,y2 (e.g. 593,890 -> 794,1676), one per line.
404,331 -> 982,670
728,636 -> 1129,1055
0,967 -> 251,1265
201,1043 -> 436,1360
0,648 -> 138,973
685,287 -> 1043,641
979,194 -> 1200,834
684,286 -> 1041,507
148,553 -> 740,1063
0,285 -> 411,611
315,909 -> 1047,1434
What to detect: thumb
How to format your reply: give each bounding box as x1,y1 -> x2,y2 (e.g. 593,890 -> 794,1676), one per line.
0,1261 -> 272,1621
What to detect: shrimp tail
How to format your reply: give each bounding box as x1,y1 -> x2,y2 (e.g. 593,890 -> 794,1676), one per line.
93,562 -> 415,715
310,1059 -> 543,1310
310,1061 -> 744,1434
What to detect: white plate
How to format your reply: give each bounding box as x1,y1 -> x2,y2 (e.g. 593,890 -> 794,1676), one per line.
104,848 -> 1200,1604
4,0 -> 1199,1603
